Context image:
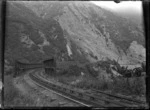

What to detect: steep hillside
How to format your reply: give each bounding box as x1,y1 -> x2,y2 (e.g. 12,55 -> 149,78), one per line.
5,1 -> 145,66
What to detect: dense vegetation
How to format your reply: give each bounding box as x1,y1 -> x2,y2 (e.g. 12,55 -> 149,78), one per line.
53,59 -> 146,96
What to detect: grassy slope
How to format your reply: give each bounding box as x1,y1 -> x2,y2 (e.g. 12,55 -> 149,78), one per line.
4,75 -> 34,107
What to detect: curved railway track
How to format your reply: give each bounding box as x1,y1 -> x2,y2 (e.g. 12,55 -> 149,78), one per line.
90,89 -> 146,105
29,71 -> 91,107
29,70 -> 146,108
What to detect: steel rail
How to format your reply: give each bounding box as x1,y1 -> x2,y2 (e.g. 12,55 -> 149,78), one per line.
37,72 -> 141,107
29,72 -> 143,107
91,89 -> 146,105
29,73 -> 95,107
37,71 -> 145,107
29,73 -> 112,107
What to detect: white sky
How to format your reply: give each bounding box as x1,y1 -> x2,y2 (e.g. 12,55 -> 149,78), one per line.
90,1 -> 142,13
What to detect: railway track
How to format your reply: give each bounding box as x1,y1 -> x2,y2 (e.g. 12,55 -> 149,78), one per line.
29,71 -> 146,108
37,71 -> 147,107
91,89 -> 146,105
29,71 -> 92,107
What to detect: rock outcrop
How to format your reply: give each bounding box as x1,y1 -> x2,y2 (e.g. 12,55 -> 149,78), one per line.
5,1 -> 145,66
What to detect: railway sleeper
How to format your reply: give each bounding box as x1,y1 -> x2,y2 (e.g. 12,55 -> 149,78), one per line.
61,86 -> 67,91
63,88 -> 77,97
65,88 -> 71,94
92,89 -> 145,105
97,97 -> 132,107
89,96 -> 95,101
30,74 -> 105,107
56,85 -> 61,90
52,84 -> 56,88
83,95 -> 121,107
31,73 -> 138,107
70,90 -> 74,94
81,92 -> 130,107
57,86 -> 62,90
104,100 -> 111,105
50,98 -> 57,102
78,93 -> 84,98
119,99 -> 137,105
69,90 -> 79,97
62,88 -> 67,91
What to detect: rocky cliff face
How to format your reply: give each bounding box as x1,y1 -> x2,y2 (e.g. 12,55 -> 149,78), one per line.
5,1 -> 145,65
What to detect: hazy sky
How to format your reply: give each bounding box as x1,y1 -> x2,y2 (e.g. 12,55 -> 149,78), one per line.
91,1 -> 142,14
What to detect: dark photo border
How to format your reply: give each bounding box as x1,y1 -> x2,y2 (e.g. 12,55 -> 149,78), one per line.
0,0 -> 149,109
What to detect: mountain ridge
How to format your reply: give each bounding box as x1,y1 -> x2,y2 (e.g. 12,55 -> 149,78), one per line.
5,1 -> 145,66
